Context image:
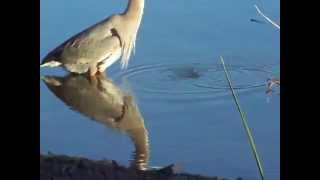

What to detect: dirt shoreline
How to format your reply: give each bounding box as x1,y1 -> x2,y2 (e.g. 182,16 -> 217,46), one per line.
40,154 -> 235,180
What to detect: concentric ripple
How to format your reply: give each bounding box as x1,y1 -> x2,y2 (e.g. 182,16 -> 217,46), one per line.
111,62 -> 276,100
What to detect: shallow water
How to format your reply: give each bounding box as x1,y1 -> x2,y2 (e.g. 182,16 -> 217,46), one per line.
40,0 -> 279,179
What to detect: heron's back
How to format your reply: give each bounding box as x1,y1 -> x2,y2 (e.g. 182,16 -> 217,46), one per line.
42,15 -> 122,73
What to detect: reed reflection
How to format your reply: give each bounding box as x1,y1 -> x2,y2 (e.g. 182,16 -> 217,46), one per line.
41,73 -> 149,170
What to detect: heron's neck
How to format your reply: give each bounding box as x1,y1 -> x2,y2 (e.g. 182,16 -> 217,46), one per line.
124,0 -> 144,21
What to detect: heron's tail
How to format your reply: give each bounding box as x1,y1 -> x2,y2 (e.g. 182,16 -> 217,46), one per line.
40,61 -> 62,68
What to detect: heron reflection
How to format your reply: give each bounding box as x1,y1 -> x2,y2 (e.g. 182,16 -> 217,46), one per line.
41,73 -> 149,171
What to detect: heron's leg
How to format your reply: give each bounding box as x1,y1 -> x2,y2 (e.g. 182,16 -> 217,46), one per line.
88,64 -> 99,85
89,64 -> 98,76
88,75 -> 98,86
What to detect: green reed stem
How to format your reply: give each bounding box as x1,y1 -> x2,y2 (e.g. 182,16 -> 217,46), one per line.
220,56 -> 265,180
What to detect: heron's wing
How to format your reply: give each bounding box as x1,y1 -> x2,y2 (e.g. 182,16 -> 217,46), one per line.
60,33 -> 121,65
44,15 -> 120,64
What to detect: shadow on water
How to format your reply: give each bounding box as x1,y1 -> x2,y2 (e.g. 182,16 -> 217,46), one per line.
41,73 -> 149,171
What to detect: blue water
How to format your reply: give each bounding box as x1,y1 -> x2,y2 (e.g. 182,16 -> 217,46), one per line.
40,0 -> 279,179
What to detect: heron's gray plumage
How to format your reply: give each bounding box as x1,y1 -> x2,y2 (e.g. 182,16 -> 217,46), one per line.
41,0 -> 144,75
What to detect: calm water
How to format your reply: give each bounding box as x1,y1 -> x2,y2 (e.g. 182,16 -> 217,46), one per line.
40,0 -> 280,179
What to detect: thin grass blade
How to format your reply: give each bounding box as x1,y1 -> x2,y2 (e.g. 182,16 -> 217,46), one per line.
220,56 -> 265,180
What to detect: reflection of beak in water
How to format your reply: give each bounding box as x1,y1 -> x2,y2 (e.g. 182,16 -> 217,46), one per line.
41,73 -> 149,171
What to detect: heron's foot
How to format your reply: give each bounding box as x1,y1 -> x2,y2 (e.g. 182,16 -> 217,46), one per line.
89,65 -> 98,77
87,64 -> 99,84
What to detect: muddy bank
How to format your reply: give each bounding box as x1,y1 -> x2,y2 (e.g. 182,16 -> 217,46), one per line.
40,154 -> 232,180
